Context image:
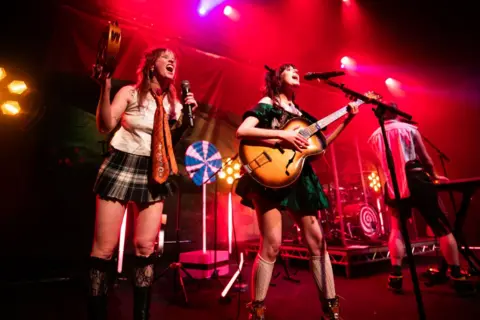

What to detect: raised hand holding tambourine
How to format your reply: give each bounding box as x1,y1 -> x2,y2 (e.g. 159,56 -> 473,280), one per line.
92,21 -> 121,80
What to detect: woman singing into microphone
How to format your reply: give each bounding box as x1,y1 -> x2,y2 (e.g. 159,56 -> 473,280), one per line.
236,64 -> 358,320
88,48 -> 197,320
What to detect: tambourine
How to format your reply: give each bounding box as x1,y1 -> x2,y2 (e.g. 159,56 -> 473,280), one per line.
92,21 -> 121,79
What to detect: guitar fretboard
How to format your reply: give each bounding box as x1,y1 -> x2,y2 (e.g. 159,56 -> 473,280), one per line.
300,99 -> 363,138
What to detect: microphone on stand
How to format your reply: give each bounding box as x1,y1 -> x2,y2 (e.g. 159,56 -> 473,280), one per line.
303,71 -> 345,81
181,80 -> 195,128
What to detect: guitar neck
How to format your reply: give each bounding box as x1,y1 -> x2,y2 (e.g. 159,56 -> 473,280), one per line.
301,99 -> 364,137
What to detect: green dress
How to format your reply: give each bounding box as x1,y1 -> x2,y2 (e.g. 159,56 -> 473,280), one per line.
235,102 -> 330,213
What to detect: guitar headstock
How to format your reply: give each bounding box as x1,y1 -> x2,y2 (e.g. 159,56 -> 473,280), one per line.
364,91 -> 382,101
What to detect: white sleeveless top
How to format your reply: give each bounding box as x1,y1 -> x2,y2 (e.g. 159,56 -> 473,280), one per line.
110,87 -> 183,156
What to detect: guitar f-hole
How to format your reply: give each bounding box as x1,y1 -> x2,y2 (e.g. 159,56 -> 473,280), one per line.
285,152 -> 296,176
274,142 -> 285,154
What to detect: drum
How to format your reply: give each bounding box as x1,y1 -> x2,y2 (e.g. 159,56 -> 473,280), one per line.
341,203 -> 382,240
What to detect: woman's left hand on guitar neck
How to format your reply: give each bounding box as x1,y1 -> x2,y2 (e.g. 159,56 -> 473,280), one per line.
346,101 -> 360,119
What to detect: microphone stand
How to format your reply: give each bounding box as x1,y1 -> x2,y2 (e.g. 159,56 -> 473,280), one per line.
322,79 -> 427,320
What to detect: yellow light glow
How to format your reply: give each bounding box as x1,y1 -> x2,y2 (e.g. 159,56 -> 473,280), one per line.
0,68 -> 6,81
374,186 -> 379,192
1,101 -> 21,115
234,173 -> 240,179
369,183 -> 374,188
226,167 -> 233,175
218,171 -> 226,179
8,80 -> 28,94
233,163 -> 240,171
226,176 -> 234,184
368,176 -> 373,181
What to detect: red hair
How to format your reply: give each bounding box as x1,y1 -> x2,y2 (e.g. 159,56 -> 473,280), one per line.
135,47 -> 178,108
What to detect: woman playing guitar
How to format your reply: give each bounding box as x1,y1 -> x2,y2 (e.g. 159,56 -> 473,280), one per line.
235,64 -> 359,320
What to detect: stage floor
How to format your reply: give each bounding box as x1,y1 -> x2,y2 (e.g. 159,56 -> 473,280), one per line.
4,256 -> 479,320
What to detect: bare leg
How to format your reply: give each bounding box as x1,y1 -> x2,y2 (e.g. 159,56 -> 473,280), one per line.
91,197 -> 127,259
250,198 -> 282,303
288,211 -> 338,319
132,201 -> 164,320
293,213 -> 336,300
389,214 -> 405,268
439,233 -> 460,266
88,196 -> 127,320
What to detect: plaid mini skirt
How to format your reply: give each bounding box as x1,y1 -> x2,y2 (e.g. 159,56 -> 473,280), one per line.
93,148 -> 174,203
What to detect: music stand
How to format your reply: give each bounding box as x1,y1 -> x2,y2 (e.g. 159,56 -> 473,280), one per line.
321,79 -> 427,320
155,179 -> 194,304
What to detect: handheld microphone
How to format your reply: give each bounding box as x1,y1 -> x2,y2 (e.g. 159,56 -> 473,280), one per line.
303,71 -> 345,81
181,80 -> 195,128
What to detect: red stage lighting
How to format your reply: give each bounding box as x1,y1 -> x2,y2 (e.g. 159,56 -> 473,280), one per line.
223,5 -> 232,16
385,77 -> 395,86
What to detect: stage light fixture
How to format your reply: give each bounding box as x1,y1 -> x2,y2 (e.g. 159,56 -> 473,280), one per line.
1,100 -> 21,115
220,157 -> 241,185
0,68 -> 6,81
8,80 -> 27,95
368,172 -> 381,192
223,5 -> 232,16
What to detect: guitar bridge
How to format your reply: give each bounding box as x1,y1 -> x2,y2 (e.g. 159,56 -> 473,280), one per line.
246,150 -> 272,172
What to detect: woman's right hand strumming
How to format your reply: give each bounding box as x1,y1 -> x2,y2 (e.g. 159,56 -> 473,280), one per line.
279,129 -> 309,152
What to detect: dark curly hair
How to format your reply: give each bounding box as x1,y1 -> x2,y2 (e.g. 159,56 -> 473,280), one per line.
263,63 -> 296,104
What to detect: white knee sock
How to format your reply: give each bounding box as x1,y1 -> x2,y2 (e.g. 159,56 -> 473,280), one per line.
311,254 -> 336,300
251,254 -> 275,302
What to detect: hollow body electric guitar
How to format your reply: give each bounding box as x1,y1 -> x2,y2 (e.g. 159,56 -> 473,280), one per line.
239,92 -> 381,189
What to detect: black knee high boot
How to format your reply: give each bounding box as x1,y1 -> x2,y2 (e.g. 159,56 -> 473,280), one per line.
133,255 -> 155,320
88,256 -> 112,320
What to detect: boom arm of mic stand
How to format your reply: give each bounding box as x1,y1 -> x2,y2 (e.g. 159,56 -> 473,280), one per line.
322,79 -> 413,120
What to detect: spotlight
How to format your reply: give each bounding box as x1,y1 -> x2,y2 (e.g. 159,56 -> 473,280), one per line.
385,78 -> 395,86
8,80 -> 27,95
223,5 -> 232,16
1,101 -> 21,115
199,7 -> 207,15
368,172 -> 381,192
340,56 -> 350,65
0,68 -> 6,81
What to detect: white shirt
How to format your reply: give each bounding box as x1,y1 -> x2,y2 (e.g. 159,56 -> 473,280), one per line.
368,120 -> 419,199
110,87 -> 183,156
